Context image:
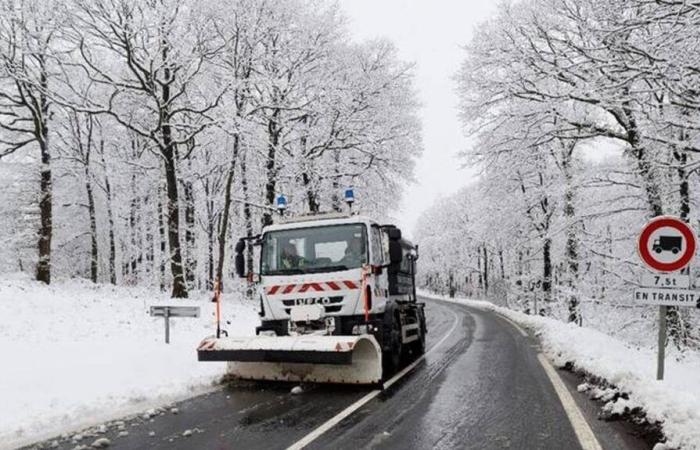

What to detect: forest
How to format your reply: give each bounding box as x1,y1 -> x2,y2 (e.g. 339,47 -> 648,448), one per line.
416,0 -> 700,350
0,0 -> 421,298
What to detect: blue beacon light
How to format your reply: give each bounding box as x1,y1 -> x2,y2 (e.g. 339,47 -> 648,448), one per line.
276,194 -> 287,212
344,188 -> 355,205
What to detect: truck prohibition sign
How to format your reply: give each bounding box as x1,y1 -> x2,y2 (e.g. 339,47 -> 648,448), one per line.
637,216 -> 696,273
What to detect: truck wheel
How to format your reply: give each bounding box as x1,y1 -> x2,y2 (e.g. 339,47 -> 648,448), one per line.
672,247 -> 679,254
414,318 -> 426,356
382,308 -> 402,377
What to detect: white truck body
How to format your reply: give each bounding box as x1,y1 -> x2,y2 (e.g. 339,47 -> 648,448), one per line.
198,213 -> 424,385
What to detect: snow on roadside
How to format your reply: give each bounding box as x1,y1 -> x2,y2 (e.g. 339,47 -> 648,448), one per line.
0,273 -> 259,450
420,290 -> 700,450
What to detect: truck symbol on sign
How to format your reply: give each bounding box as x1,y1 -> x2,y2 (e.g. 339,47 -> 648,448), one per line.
653,235 -> 682,254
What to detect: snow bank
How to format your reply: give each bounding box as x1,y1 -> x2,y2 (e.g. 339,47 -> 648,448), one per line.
420,291 -> 700,450
0,273 -> 258,449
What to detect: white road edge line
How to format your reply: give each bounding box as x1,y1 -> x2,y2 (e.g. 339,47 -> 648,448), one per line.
537,354 -> 603,450
286,308 -> 460,450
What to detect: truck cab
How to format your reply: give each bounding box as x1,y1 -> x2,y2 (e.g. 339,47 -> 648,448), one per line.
240,214 -> 418,339
229,212 -> 425,377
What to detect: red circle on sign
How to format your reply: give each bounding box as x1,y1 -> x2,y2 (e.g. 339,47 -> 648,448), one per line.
637,216 -> 696,272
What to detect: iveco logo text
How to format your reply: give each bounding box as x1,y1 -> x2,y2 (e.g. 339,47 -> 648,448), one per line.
290,296 -> 342,305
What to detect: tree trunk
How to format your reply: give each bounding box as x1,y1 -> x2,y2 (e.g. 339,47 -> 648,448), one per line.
448,270 -> 455,298
498,248 -> 505,280
668,144 -> 690,346
36,129 -> 52,284
263,109 -> 280,226
32,59 -> 52,284
157,49 -> 187,297
483,245 -> 489,295
216,134 -> 240,288
476,248 -> 483,290
299,116 -> 319,213
162,145 -> 187,298
241,148 -> 254,278
128,169 -> 140,283
204,178 -> 215,291
676,149 -> 689,222
99,142 -> 116,284
562,150 -> 580,324
542,237 -> 552,314
303,171 -> 320,213
183,178 -> 196,287
331,150 -> 341,212
84,147 -> 98,283
158,189 -> 167,292
623,101 -> 664,217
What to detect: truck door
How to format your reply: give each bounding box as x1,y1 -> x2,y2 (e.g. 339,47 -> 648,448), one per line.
370,225 -> 389,305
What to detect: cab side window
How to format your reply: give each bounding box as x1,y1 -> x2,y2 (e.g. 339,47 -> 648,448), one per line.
370,226 -> 384,265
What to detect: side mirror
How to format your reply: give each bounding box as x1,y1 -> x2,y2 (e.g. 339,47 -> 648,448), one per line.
387,227 -> 402,241
235,239 -> 246,278
389,240 -> 403,265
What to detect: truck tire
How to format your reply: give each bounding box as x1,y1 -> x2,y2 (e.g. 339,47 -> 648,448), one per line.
413,312 -> 426,356
382,304 -> 402,377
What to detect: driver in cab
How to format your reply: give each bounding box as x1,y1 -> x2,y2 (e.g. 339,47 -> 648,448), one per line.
281,243 -> 303,269
341,237 -> 366,267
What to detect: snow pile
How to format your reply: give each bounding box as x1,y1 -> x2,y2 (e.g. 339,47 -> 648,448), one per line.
0,273 -> 258,449
420,291 -> 700,450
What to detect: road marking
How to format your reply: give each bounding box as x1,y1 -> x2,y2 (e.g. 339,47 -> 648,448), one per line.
286,307 -> 460,450
537,354 -> 603,450
384,308 -> 459,389
497,314 -> 528,337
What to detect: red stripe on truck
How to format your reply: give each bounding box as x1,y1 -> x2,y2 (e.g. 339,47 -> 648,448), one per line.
267,285 -> 281,295
265,280 -> 361,296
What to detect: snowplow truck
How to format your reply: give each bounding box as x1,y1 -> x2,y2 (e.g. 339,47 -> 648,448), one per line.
198,213 -> 426,385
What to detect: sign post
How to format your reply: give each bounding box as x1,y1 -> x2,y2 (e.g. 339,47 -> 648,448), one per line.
635,216 -> 697,380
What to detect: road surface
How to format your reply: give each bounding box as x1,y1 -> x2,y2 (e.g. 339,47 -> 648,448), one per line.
26,297 -> 651,450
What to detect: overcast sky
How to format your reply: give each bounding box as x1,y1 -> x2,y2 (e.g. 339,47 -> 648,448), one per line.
340,0 -> 499,237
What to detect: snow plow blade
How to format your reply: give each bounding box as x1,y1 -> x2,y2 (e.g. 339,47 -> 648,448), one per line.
198,334 -> 382,385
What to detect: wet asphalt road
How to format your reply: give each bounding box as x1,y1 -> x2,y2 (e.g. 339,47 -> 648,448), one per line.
27,297 -> 651,450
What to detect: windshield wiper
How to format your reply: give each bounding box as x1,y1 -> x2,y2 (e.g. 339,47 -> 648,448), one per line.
304,265 -> 350,273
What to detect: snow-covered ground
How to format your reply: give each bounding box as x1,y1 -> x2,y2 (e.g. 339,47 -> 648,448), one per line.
420,291 -> 700,450
0,273 -> 259,449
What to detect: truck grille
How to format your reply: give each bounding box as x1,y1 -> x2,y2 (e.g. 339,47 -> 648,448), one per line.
282,296 -> 344,315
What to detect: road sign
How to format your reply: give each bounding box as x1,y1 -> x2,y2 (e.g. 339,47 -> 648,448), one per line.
636,215 -> 698,382
149,306 -> 200,344
641,273 -> 690,289
149,306 -> 200,318
634,287 -> 700,307
637,216 -> 696,272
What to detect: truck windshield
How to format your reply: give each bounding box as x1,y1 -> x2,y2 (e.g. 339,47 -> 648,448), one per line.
261,224 -> 368,276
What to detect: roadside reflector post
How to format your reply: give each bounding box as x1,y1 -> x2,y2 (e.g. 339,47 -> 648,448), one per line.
149,306 -> 200,344
635,216 -> 697,381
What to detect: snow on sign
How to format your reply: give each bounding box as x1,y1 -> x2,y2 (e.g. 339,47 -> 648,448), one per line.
637,216 -> 696,273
